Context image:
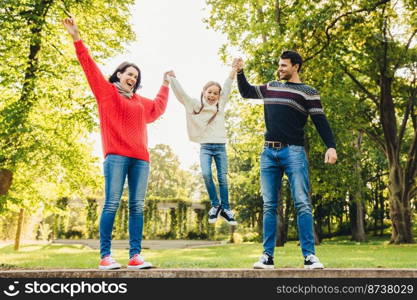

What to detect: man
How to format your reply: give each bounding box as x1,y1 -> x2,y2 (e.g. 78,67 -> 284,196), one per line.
234,52 -> 337,269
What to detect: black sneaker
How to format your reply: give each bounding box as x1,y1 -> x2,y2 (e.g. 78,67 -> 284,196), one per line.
304,254 -> 324,269
253,253 -> 274,269
219,208 -> 237,226
208,206 -> 221,224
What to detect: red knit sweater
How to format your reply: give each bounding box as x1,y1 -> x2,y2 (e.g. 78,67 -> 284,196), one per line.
74,40 -> 169,162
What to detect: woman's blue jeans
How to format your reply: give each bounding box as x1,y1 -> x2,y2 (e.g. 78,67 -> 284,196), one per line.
260,145 -> 315,258
200,143 -> 230,209
100,154 -> 149,259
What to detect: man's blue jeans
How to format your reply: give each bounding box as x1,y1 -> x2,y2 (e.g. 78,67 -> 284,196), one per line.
200,143 -> 230,209
100,154 -> 149,259
260,145 -> 315,258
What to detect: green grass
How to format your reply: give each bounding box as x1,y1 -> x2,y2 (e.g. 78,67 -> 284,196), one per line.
1,239 -> 417,269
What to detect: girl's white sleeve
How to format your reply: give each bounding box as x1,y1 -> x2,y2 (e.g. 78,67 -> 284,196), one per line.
219,77 -> 233,110
168,76 -> 198,111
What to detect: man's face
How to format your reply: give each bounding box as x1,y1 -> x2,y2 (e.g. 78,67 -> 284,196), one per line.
277,58 -> 298,80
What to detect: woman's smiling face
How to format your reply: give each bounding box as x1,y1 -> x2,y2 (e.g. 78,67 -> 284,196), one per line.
117,66 -> 139,92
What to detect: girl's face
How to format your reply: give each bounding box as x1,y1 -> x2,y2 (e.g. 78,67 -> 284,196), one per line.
117,66 -> 139,92
203,85 -> 221,105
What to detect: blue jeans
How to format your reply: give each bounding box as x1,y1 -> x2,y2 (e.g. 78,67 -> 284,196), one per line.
200,143 -> 230,209
100,154 -> 149,259
260,145 -> 315,258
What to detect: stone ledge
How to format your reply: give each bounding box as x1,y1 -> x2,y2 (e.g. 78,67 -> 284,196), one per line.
0,269 -> 416,278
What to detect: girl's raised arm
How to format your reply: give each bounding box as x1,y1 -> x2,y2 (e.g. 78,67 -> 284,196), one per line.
219,62 -> 238,110
168,74 -> 198,111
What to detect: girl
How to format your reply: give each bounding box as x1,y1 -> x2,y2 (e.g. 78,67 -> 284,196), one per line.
63,17 -> 172,270
168,64 -> 238,226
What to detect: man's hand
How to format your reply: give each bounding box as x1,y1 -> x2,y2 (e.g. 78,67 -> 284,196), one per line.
233,58 -> 244,72
324,148 -> 337,164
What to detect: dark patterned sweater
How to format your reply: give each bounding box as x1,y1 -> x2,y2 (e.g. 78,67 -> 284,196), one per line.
237,71 -> 336,148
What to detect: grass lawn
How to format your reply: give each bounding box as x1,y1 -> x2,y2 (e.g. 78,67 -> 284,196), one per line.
1,238 -> 417,269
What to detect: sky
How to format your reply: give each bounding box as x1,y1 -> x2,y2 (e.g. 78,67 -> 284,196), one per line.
94,0 -> 234,169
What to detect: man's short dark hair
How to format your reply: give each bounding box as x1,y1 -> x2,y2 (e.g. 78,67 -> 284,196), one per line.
280,51 -> 303,72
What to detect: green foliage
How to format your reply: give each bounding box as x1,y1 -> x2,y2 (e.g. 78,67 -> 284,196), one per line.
143,197 -> 212,240
85,198 -> 98,239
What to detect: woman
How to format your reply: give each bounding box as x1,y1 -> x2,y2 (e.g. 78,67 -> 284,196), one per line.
63,17 -> 172,270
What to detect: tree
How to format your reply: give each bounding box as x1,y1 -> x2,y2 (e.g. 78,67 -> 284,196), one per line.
148,144 -> 192,199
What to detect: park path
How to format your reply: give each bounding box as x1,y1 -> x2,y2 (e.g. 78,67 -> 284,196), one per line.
52,239 -> 224,250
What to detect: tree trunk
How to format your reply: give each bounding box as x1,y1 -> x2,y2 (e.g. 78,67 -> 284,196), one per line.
314,202 -> 324,243
314,223 -> 321,244
14,208 -> 24,251
372,183 -> 378,236
351,131 -> 367,241
229,225 -> 236,243
379,75 -> 414,243
0,169 -> 13,195
378,174 -> 385,236
327,218 -> 331,236
350,200 -> 367,242
388,166 -> 413,243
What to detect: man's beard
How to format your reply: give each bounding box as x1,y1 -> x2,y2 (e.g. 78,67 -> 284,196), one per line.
279,73 -> 291,80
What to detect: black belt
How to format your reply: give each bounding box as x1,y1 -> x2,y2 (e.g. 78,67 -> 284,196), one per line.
264,141 -> 288,150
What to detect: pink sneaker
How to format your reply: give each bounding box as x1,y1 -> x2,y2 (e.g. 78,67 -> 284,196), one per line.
98,255 -> 121,270
127,254 -> 152,269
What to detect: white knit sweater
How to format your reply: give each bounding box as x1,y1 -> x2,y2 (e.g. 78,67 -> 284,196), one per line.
168,76 -> 233,143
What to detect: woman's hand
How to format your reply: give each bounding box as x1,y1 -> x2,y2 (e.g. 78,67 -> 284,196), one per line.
62,17 -> 81,41
163,70 -> 175,86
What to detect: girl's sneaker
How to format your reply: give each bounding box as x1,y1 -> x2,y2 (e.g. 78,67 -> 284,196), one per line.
98,255 -> 121,270
220,208 -> 237,226
208,206 -> 221,224
127,254 -> 152,269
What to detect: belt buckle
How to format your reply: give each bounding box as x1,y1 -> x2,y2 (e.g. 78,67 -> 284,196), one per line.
274,142 -> 282,149
265,141 -> 284,150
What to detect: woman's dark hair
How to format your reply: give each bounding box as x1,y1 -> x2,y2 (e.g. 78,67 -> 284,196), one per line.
280,50 -> 303,72
194,81 -> 222,125
108,62 -> 141,93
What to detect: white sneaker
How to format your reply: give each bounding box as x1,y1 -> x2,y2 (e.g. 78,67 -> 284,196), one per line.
208,206 -> 221,224
253,253 -> 274,269
219,208 -> 237,226
304,254 -> 324,269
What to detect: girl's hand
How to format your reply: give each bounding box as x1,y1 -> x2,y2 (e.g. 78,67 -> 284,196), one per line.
166,70 -> 176,78
62,17 -> 81,41
163,70 -> 175,86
